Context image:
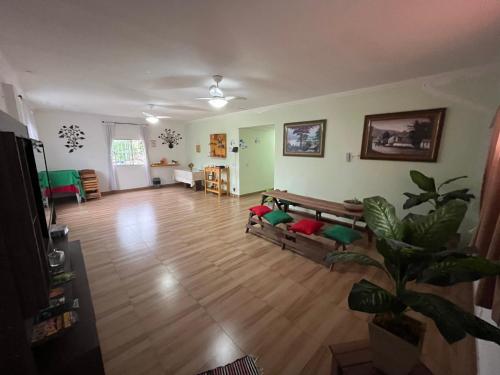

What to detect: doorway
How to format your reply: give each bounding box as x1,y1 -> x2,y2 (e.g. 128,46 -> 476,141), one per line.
238,125 -> 275,195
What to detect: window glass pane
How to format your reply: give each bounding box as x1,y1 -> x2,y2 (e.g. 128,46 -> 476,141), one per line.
112,139 -> 146,165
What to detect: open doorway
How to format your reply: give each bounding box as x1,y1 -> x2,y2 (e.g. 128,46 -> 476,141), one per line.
238,124 -> 275,195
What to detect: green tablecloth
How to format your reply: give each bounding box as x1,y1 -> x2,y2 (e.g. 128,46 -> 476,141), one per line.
38,170 -> 85,199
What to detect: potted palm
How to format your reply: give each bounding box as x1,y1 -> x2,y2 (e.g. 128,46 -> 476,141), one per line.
326,196 -> 500,375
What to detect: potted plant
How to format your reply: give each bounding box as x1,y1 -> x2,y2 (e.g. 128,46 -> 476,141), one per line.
404,170 -> 474,248
403,170 -> 474,212
326,196 -> 500,375
343,197 -> 364,212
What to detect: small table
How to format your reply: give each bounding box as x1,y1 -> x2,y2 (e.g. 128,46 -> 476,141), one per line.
329,340 -> 432,375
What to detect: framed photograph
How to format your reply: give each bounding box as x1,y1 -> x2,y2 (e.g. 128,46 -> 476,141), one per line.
209,133 -> 227,158
283,119 -> 326,157
360,108 -> 446,162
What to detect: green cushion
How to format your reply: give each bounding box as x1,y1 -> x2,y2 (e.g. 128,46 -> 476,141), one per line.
323,225 -> 362,244
263,210 -> 294,226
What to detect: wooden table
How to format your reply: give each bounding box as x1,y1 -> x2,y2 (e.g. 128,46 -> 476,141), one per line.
261,190 -> 363,223
329,340 -> 432,375
261,190 -> 367,231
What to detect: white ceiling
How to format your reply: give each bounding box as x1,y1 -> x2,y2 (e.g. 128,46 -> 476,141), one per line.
1,0 -> 500,121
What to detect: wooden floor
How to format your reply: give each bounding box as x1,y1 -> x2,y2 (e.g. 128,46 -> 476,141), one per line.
56,186 -> 476,375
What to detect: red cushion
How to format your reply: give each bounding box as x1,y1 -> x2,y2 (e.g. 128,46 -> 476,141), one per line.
249,205 -> 272,217
289,219 -> 324,235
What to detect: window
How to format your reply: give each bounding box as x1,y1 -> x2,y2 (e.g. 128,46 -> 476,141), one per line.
112,140 -> 146,165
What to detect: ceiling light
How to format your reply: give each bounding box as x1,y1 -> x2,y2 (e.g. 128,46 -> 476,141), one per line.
208,98 -> 228,109
146,116 -> 159,124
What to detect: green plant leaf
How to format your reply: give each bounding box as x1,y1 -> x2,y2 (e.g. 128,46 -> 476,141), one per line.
324,251 -> 386,272
410,170 -> 436,192
363,196 -> 405,240
403,192 -> 438,209
439,189 -> 475,206
402,212 -> 425,223
408,200 -> 467,248
417,257 -> 500,286
400,290 -> 500,345
348,279 -> 405,314
437,175 -> 468,191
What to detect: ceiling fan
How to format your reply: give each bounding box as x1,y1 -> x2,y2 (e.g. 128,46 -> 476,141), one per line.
142,105 -> 171,124
196,75 -> 246,109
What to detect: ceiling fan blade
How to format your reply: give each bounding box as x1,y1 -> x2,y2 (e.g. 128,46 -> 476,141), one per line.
142,112 -> 154,117
157,116 -> 171,119
225,96 -> 247,101
196,97 -> 213,100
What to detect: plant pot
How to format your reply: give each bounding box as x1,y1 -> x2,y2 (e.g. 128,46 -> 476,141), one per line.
369,316 -> 425,375
343,200 -> 364,212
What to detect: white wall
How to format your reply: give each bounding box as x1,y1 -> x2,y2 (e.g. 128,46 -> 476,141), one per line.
0,48 -> 39,138
147,122 -> 187,185
239,125 -> 275,195
186,66 -> 499,237
35,109 -> 187,191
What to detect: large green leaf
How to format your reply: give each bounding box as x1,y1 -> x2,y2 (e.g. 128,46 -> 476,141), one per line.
400,290 -> 500,345
439,189 -> 475,206
348,279 -> 405,314
437,175 -> 467,191
402,212 -> 425,223
325,251 -> 386,272
407,200 -> 467,248
403,192 -> 438,209
363,196 -> 405,240
377,238 -> 433,282
417,257 -> 500,286
410,170 -> 436,192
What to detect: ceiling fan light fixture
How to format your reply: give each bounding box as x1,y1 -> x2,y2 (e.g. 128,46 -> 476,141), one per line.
208,98 -> 228,109
146,116 -> 160,124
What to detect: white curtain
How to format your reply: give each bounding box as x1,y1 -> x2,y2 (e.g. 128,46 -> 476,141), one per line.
140,125 -> 152,186
103,123 -> 119,190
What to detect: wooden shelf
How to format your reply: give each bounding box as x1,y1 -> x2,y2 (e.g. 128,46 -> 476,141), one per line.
79,169 -> 101,200
150,163 -> 179,168
204,167 -> 230,197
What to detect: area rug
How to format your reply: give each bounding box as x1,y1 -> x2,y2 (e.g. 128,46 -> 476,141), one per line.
197,355 -> 262,375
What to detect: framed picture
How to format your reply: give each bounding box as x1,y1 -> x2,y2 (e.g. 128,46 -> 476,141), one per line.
360,108 -> 446,162
283,119 -> 326,157
209,133 -> 227,158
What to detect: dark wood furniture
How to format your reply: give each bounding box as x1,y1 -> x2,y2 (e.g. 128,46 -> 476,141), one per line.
329,340 -> 432,375
0,114 -> 104,375
32,238 -> 105,375
0,129 -> 50,375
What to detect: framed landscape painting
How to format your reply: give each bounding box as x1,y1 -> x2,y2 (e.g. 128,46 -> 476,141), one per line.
360,108 -> 446,162
283,119 -> 326,157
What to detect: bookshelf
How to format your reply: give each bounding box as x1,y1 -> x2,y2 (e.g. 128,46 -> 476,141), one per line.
204,166 -> 230,197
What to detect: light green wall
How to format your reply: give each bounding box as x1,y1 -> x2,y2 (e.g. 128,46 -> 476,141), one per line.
239,125 -> 275,195
186,67 -> 499,235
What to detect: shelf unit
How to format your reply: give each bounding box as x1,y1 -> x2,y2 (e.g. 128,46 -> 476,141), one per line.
79,169 -> 101,200
204,166 -> 230,197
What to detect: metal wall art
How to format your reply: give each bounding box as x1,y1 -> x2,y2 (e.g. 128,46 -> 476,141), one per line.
58,125 -> 85,153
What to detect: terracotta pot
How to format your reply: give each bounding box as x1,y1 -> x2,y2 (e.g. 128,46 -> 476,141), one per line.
343,200 -> 364,212
369,317 -> 425,375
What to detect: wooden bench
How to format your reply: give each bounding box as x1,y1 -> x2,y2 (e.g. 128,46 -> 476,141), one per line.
245,209 -> 353,270
260,190 -> 372,242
